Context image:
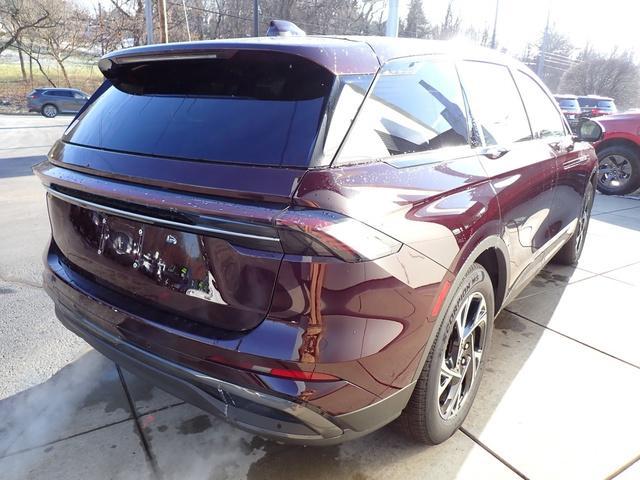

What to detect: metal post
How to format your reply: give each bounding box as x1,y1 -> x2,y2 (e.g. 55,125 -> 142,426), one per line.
144,0 -> 154,44
253,0 -> 259,37
158,0 -> 169,43
490,0 -> 499,49
385,0 -> 399,37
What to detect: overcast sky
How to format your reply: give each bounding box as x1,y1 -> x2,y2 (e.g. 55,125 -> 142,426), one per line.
77,0 -> 638,56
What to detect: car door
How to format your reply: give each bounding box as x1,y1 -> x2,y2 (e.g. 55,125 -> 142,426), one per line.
71,91 -> 87,112
458,60 -> 557,292
513,69 -> 588,245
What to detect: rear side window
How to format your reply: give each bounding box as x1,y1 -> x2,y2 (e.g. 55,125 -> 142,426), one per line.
578,97 -> 596,107
516,71 -> 565,138
458,61 -> 531,145
64,51 -> 335,167
336,57 -> 469,164
597,100 -> 615,108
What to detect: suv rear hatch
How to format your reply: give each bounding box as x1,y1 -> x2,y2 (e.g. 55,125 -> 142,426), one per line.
40,44 -> 376,332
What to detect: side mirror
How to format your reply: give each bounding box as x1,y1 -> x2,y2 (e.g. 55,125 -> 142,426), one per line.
575,119 -> 604,143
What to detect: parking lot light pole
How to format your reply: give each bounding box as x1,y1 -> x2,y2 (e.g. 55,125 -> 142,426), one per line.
145,0 -> 154,44
253,0 -> 259,36
386,0 -> 399,37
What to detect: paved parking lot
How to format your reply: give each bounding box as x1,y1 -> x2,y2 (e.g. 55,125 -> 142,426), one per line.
1,113 -> 639,480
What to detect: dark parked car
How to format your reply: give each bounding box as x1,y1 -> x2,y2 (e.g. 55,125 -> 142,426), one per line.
27,88 -> 89,118
34,35 -> 602,446
592,112 -> 640,195
577,95 -> 617,118
554,94 -> 583,130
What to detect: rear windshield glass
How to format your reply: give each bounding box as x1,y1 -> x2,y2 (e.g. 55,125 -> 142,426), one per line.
556,98 -> 579,109
578,97 -> 615,109
64,51 -> 335,167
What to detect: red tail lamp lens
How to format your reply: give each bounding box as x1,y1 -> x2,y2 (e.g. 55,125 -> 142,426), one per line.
275,208 -> 401,262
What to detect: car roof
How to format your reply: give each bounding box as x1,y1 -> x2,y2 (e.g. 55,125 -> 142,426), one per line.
577,95 -> 614,100
554,94 -> 578,99
100,35 -> 523,76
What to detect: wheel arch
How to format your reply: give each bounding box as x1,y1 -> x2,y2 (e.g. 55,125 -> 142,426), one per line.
410,235 -> 510,384
595,137 -> 640,158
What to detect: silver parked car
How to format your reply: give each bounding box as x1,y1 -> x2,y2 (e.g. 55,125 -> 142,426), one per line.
27,88 -> 89,118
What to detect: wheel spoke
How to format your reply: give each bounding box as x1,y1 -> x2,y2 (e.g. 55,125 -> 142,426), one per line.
444,379 -> 463,417
464,302 -> 487,342
438,290 -> 490,420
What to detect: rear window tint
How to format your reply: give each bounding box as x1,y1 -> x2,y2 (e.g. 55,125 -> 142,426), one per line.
64,52 -> 335,167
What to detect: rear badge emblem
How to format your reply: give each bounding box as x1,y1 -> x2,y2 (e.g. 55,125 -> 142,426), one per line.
165,234 -> 177,245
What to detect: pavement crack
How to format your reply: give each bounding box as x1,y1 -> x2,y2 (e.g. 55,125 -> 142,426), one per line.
459,427 -> 529,479
116,365 -> 163,480
505,308 -> 640,371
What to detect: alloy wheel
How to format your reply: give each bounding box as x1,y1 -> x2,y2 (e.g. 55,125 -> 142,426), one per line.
43,105 -> 57,118
438,292 -> 487,420
599,155 -> 632,190
575,188 -> 592,254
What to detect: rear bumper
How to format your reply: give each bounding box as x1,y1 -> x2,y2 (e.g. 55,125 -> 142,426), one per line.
44,251 -> 415,445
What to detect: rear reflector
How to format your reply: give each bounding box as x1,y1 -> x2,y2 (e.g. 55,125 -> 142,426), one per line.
206,355 -> 340,382
431,280 -> 452,317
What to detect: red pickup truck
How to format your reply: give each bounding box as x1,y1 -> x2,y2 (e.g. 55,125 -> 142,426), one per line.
593,112 -> 640,195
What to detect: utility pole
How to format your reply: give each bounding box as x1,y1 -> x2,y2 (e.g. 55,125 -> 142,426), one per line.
158,0 -> 169,43
490,0 -> 499,49
385,0 -> 399,37
144,0 -> 154,44
537,7 -> 550,78
253,0 -> 259,37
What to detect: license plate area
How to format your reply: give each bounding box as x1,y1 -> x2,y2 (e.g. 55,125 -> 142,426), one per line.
48,194 -> 281,330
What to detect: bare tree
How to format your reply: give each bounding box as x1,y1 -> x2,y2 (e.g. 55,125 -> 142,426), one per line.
36,1 -> 89,87
0,0 -> 52,54
559,50 -> 640,109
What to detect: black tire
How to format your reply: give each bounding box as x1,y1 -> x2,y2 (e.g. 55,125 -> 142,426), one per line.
596,145 -> 640,195
398,263 -> 494,444
41,104 -> 58,118
553,182 -> 594,265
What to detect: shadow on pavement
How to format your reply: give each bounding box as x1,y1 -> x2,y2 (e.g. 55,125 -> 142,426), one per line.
0,155 -> 45,179
0,350 -> 131,460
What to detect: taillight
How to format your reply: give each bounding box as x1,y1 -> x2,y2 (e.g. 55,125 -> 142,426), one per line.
275,209 -> 401,263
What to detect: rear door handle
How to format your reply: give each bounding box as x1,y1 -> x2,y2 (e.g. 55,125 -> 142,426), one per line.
481,146 -> 509,159
549,138 -> 575,153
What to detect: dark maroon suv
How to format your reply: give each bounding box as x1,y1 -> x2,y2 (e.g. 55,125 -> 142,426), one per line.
35,35 -> 603,446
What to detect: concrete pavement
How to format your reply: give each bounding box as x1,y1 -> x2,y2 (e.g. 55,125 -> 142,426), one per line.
1,114 -> 639,479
